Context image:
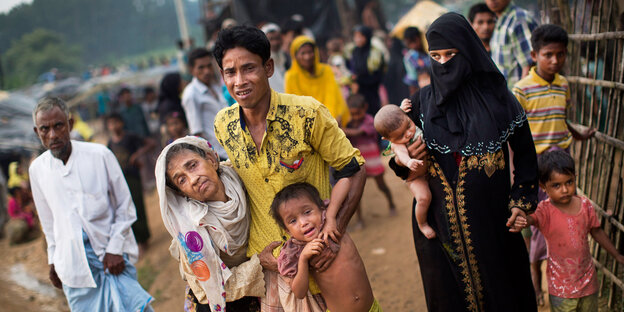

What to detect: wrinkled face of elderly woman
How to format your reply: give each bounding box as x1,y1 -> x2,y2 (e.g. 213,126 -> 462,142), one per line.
166,149 -> 224,202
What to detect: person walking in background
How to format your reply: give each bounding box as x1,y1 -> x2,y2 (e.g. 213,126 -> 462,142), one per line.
487,0 -> 538,89
141,86 -> 160,136
512,24 -> 596,306
347,25 -> 386,116
118,87 -> 150,137
382,36 -> 410,105
285,35 -> 350,127
105,113 -> 156,256
157,72 -> 187,143
182,48 -> 229,160
468,3 -> 497,53
29,97 -> 152,311
262,23 -> 287,93
402,27 -> 431,95
343,94 -> 396,228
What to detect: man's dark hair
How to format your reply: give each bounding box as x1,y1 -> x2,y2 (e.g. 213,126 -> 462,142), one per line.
144,86 -> 155,96
403,27 -> 422,42
468,3 -> 495,23
105,112 -> 124,124
188,48 -> 212,68
538,150 -> 576,184
213,25 -> 271,69
531,24 -> 568,52
270,182 -> 324,229
117,87 -> 131,98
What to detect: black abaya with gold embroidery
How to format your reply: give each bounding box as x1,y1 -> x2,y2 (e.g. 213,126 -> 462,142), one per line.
390,13 -> 538,312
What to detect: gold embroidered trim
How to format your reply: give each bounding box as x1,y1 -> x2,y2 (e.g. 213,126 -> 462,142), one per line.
509,197 -> 532,212
457,158 -> 485,312
465,149 -> 506,177
430,156 -> 483,312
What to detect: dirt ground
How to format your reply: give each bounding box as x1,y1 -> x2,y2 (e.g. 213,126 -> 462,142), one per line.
0,158 -> 551,311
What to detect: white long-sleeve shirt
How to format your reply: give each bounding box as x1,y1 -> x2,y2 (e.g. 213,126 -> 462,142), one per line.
29,141 -> 138,288
181,77 -> 229,159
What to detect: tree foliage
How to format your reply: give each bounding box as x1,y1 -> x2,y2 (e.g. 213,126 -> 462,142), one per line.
4,28 -> 82,88
0,0 -> 200,67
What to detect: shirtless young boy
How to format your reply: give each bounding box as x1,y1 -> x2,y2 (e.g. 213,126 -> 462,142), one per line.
374,103 -> 434,239
270,182 -> 381,312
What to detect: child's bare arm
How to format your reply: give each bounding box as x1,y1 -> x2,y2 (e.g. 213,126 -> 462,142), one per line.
321,178 -> 351,244
590,227 -> 624,264
393,144 -> 423,171
566,121 -> 596,140
291,239 -> 324,299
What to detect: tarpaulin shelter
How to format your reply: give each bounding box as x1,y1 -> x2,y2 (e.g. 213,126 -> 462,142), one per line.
389,0 -> 448,49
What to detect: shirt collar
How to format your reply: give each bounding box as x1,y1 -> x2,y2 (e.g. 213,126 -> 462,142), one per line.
191,77 -> 209,94
528,67 -> 564,86
239,88 -> 278,130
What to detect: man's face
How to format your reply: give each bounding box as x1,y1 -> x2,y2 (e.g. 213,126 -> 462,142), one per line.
33,107 -> 73,161
485,0 -> 511,15
472,12 -> 496,42
220,47 -> 273,110
192,55 -> 215,86
266,31 -> 283,52
119,91 -> 132,106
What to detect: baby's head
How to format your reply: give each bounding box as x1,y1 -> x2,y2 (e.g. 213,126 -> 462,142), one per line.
270,182 -> 324,242
538,150 -> 576,205
374,105 -> 417,145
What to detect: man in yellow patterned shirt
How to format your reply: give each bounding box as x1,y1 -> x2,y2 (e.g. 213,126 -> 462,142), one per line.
213,25 -> 366,311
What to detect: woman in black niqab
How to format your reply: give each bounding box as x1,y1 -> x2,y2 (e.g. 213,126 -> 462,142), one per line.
390,13 -> 538,312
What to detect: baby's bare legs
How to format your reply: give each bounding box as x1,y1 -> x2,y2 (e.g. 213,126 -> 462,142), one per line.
408,177 -> 435,239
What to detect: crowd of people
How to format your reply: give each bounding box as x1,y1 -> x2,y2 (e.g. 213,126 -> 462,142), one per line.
7,0 -> 620,311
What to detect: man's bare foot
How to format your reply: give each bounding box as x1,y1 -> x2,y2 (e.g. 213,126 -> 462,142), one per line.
419,223 -> 436,239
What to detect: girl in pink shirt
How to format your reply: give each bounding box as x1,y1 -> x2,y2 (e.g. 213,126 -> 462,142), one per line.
516,150 -> 624,311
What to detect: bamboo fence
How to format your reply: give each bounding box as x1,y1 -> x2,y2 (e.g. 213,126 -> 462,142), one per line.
540,0 -> 624,309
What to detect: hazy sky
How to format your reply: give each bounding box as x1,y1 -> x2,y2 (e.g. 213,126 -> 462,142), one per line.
0,0 -> 32,14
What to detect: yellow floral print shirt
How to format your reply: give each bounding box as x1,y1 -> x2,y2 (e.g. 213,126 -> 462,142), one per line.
214,89 -> 364,257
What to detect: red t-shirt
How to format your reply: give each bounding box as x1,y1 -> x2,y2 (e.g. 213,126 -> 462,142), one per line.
532,195 -> 600,298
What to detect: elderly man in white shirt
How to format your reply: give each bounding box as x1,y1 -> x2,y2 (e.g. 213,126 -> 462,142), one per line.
181,48 -> 229,160
29,97 -> 153,311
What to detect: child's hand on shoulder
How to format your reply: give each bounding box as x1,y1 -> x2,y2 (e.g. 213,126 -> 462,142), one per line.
320,217 -> 341,244
301,239 -> 324,261
407,158 -> 423,171
400,98 -> 412,113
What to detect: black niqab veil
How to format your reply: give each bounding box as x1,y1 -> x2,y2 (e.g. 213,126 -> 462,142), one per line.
420,12 -> 526,156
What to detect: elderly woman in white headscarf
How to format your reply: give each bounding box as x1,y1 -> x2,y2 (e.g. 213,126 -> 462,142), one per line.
156,136 -> 265,312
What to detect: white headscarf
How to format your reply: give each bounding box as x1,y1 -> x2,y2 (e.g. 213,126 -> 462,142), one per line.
156,136 -> 250,312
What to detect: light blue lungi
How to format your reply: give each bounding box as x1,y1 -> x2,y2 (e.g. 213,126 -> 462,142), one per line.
62,231 -> 153,312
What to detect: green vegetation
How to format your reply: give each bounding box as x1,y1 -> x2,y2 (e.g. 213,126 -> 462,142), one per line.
3,28 -> 82,89
0,0 -> 202,89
